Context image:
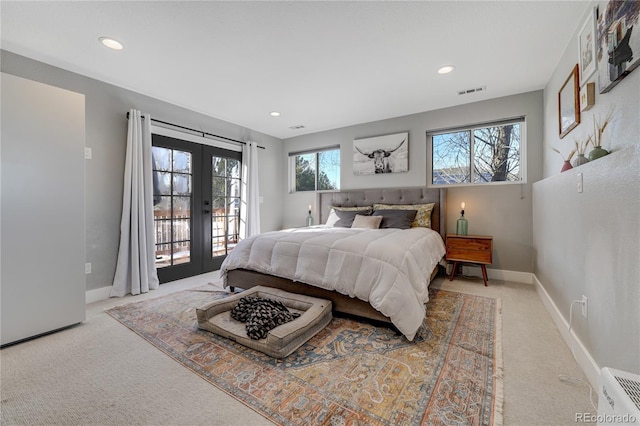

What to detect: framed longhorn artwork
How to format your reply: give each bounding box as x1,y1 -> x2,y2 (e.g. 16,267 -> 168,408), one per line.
353,132 -> 409,175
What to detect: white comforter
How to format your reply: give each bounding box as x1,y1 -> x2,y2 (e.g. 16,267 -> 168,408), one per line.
220,226 -> 446,340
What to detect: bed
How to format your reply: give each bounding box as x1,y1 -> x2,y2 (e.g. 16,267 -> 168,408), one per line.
221,187 -> 446,340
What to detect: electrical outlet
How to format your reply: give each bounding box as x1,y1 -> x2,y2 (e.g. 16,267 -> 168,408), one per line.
581,295 -> 587,318
85,263 -> 92,274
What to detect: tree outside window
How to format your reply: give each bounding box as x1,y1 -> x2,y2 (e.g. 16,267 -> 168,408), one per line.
292,148 -> 340,192
430,119 -> 524,186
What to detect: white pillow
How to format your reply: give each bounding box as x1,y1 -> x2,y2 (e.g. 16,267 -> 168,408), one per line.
325,209 -> 340,227
351,214 -> 382,229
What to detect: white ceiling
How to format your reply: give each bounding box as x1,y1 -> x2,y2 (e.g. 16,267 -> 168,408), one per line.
1,1 -> 588,139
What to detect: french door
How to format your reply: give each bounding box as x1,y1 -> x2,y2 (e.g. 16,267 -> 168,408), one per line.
151,134 -> 242,283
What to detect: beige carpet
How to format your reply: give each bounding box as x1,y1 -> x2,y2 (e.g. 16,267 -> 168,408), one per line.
1,272 -> 595,425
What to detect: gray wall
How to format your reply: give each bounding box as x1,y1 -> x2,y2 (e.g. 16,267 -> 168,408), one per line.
1,50 -> 284,293
283,91 -> 544,274
535,1 -> 640,373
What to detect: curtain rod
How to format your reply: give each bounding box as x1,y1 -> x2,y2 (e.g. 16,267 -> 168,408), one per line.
126,112 -> 265,150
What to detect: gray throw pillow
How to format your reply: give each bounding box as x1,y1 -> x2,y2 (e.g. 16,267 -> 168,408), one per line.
372,209 -> 418,229
333,209 -> 372,227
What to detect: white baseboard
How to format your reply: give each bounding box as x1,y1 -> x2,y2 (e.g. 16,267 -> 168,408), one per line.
488,268 -> 533,284
532,274 -> 600,389
86,286 -> 112,304
458,266 -> 534,284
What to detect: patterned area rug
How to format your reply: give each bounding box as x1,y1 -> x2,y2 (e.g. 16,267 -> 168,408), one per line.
106,286 -> 503,425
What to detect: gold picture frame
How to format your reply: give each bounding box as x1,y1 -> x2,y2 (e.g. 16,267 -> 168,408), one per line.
558,64 -> 580,139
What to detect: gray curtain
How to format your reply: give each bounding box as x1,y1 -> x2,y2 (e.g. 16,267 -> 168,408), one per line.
111,109 -> 159,296
239,141 -> 261,238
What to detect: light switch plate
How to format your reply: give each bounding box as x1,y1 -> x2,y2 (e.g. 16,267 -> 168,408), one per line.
577,173 -> 583,193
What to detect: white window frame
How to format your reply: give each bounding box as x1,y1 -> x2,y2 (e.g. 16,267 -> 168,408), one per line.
288,145 -> 341,193
427,117 -> 527,188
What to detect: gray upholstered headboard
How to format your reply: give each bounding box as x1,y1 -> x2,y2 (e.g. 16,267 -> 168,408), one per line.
317,187 -> 446,238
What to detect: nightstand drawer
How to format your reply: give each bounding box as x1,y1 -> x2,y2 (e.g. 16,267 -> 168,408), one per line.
446,247 -> 492,264
446,237 -> 492,251
445,235 -> 493,264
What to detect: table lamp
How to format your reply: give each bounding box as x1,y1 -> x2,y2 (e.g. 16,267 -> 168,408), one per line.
456,202 -> 468,235
306,204 -> 314,227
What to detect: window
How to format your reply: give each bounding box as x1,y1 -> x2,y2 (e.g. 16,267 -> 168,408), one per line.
289,146 -> 340,192
428,117 -> 525,186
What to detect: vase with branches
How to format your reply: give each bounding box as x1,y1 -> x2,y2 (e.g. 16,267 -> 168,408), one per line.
589,109 -> 613,161
551,146 -> 576,172
572,135 -> 592,167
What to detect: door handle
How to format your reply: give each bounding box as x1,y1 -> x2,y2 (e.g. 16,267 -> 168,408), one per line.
203,209 -> 210,214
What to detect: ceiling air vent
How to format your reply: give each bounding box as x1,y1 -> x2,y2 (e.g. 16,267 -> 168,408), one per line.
457,86 -> 486,96
289,125 -> 306,130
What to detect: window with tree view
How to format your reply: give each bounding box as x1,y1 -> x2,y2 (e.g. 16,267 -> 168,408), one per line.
429,118 -> 524,186
291,147 -> 340,192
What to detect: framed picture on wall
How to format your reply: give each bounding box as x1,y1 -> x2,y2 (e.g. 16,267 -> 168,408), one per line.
596,1 -> 640,93
558,65 -> 581,139
578,8 -> 597,86
353,132 -> 408,175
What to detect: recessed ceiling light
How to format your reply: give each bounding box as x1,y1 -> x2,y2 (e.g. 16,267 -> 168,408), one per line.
437,65 -> 455,75
269,111 -> 281,117
99,37 -> 124,50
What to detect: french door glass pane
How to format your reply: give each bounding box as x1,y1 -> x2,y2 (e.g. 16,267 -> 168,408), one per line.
155,172 -> 171,195
155,243 -> 171,267
172,196 -> 190,215
153,147 -> 171,171
227,159 -> 240,179
212,197 -> 225,209
155,220 -> 171,244
172,174 -> 191,195
153,146 -> 192,268
172,241 -> 190,265
173,150 -> 191,173
211,156 -> 241,258
212,236 -> 225,257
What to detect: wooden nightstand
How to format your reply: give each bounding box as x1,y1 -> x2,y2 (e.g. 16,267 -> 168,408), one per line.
446,234 -> 493,286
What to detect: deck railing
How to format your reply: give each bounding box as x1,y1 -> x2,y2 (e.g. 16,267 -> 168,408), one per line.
153,209 -> 239,267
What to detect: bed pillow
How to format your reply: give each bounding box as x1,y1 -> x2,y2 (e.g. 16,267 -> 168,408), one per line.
373,203 -> 435,228
372,209 -> 417,229
329,209 -> 372,227
351,214 -> 383,229
326,206 -> 373,227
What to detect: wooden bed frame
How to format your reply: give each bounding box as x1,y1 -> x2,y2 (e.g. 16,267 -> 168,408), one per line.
226,187 -> 446,323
